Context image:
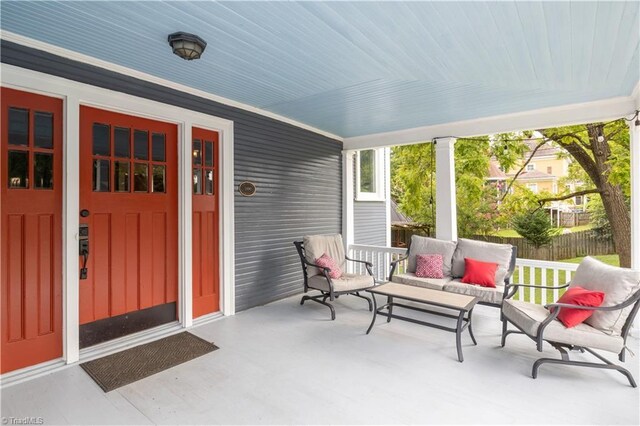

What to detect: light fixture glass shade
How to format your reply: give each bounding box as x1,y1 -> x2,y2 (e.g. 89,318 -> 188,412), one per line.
168,32 -> 207,60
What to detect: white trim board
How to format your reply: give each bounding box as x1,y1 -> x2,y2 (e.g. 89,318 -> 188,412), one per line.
0,30 -> 342,143
1,63 -> 236,366
344,95 -> 639,150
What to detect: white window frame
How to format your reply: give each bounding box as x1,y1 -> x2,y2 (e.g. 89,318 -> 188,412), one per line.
355,148 -> 385,201
527,183 -> 538,193
526,163 -> 536,171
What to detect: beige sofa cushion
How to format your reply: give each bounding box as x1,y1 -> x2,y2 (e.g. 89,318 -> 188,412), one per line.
570,256 -> 640,335
451,238 -> 513,285
407,235 -> 457,276
303,234 -> 346,277
391,273 -> 452,290
443,279 -> 504,305
308,273 -> 374,293
502,299 -> 624,353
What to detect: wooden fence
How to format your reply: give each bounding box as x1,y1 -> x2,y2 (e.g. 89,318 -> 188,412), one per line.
392,227 -> 615,261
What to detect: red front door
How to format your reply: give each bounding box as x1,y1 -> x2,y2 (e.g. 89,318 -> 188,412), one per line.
1,88 -> 63,373
79,106 -> 178,329
192,127 -> 220,317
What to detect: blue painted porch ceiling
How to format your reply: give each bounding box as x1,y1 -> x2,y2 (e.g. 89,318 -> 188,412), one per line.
1,1 -> 638,138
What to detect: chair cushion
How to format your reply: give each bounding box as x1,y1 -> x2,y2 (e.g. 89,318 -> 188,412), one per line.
451,238 -> 513,285
416,254 -> 444,279
552,286 -> 605,328
443,279 -> 504,305
407,235 -> 456,276
461,258 -> 498,288
303,234 -> 346,277
315,253 -> 342,279
307,273 -> 374,293
570,256 -> 640,335
502,299 -> 624,353
391,273 -> 452,290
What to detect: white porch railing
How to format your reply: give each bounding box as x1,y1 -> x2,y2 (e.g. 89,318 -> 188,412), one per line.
348,244 -> 578,305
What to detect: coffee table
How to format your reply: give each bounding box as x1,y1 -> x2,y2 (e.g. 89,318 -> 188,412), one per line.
365,283 -> 479,362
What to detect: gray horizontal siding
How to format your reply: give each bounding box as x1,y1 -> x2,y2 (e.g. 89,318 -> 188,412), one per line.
2,40 -> 342,312
354,202 -> 387,246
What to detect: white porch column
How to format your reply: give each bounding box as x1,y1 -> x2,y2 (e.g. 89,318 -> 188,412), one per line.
342,150 -> 355,258
630,120 -> 640,270
435,138 -> 457,241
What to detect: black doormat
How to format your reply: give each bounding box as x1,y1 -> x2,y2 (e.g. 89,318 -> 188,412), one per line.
80,332 -> 218,392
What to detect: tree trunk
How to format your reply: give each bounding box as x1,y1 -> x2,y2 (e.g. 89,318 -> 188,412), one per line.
600,183 -> 632,267
585,124 -> 631,267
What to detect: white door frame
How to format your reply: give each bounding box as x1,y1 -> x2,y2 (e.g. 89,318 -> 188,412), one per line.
0,63 -> 235,367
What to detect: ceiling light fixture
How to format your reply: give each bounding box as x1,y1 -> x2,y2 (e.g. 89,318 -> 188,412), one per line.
168,32 -> 207,60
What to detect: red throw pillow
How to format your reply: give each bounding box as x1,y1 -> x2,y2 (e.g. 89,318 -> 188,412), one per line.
315,253 -> 342,279
415,254 -> 444,279
461,258 -> 498,288
552,286 -> 605,328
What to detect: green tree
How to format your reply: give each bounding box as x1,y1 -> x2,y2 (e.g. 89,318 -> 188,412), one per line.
391,136 -> 528,237
534,119 -> 631,267
513,210 -> 559,248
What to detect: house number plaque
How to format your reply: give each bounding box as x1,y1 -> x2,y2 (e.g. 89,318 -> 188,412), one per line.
239,181 -> 257,196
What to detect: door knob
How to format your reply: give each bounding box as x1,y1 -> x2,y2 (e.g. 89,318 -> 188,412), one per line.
80,209 -> 90,217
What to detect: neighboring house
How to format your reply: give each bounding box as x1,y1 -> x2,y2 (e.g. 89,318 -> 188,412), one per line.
489,140 -> 586,211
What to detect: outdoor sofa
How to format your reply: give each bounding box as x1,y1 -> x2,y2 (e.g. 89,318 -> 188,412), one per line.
389,235 -> 517,307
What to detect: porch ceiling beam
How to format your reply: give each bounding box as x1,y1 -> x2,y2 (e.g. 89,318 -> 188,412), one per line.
343,92 -> 639,150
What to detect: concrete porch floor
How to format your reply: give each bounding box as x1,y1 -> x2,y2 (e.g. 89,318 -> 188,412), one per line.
1,293 -> 638,425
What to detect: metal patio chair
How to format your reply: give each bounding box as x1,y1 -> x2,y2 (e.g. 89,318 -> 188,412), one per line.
294,234 -> 374,320
501,257 -> 640,387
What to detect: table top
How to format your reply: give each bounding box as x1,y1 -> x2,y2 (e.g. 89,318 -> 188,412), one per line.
367,282 -> 478,311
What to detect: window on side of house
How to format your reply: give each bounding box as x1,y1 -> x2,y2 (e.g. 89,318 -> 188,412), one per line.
527,183 -> 538,193
356,149 -> 384,201
526,164 -> 535,171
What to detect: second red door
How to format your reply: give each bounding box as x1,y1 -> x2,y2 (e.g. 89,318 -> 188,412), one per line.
192,127 -> 220,318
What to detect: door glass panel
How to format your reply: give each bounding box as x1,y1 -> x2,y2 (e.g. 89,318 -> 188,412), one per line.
8,151 -> 28,188
204,141 -> 213,167
114,127 -> 130,158
152,165 -> 166,193
34,153 -> 54,189
152,133 -> 166,162
8,108 -> 29,146
193,168 -> 202,194
134,163 -> 148,192
34,112 -> 54,149
93,123 -> 110,156
192,139 -> 202,166
114,161 -> 130,192
205,169 -> 214,195
93,159 -> 110,191
134,130 -> 148,160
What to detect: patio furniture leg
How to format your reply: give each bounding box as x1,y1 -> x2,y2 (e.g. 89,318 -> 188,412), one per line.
532,345 -> 637,388
455,310 -> 465,362
366,294 -> 378,334
467,308 -> 477,346
300,294 -> 336,320
387,296 -> 393,323
351,291 -> 373,311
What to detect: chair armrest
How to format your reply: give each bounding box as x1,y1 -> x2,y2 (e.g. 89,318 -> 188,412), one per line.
300,257 -> 331,273
345,256 -> 374,276
389,255 -> 409,280
545,295 -> 640,312
504,282 -> 570,300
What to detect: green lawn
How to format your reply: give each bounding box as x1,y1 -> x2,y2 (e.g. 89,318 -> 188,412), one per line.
560,254 -> 619,267
510,254 -> 619,304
